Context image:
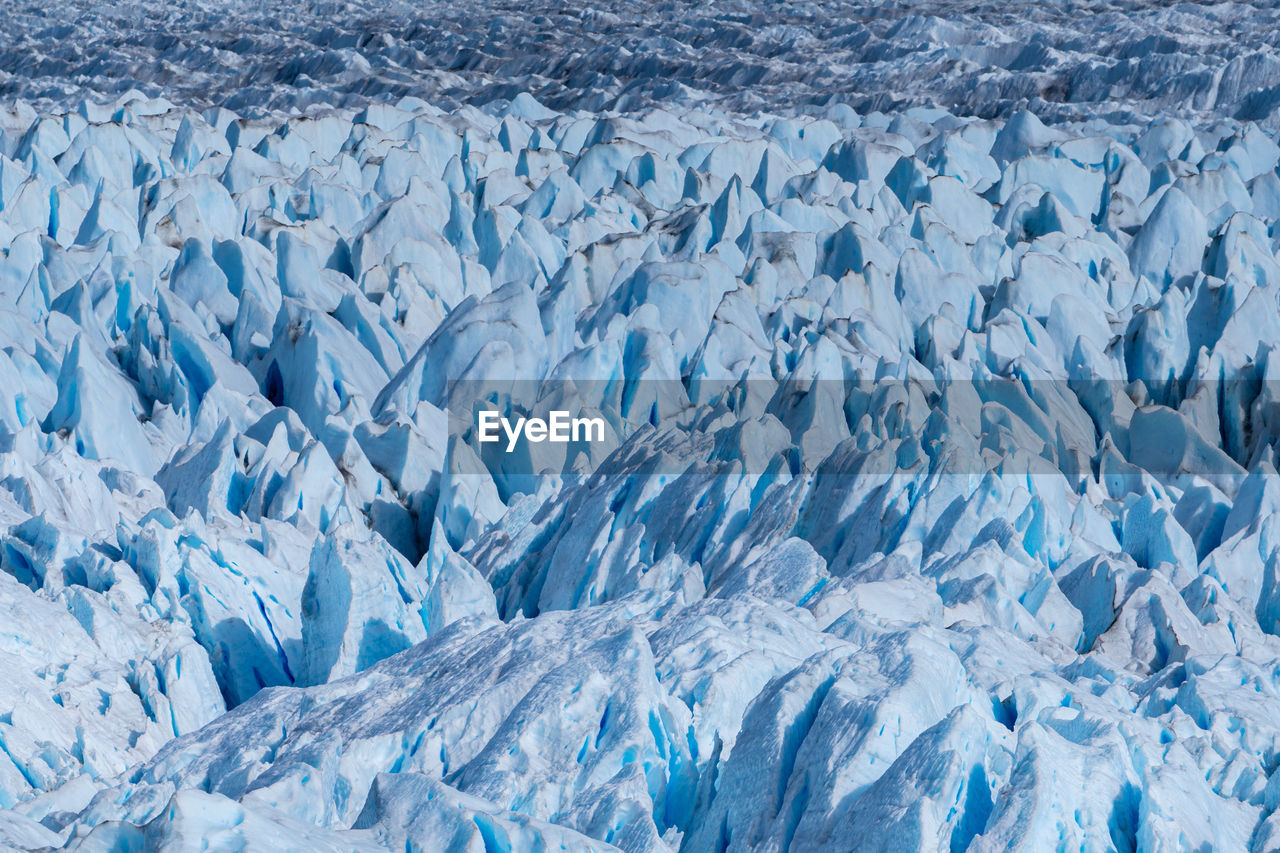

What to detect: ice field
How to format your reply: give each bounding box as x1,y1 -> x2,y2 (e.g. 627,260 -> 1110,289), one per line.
3,1 -> 1280,850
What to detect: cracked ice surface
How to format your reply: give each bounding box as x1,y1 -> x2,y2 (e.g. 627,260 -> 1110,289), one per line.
4,4 -> 1280,852
7,0 -> 1280,127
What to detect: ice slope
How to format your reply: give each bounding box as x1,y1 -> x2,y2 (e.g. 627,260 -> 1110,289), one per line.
4,70 -> 1280,852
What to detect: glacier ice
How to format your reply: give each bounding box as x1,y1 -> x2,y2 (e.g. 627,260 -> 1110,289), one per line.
5,2 -> 1280,851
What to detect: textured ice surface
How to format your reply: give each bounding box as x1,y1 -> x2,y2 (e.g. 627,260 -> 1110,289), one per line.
4,3 -> 1280,852
6,0 -> 1280,128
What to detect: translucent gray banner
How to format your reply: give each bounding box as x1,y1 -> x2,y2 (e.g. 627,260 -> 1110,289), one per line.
438,377 -> 1279,487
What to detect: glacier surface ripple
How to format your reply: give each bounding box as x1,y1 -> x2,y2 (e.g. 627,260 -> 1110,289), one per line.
6,0 -> 1280,127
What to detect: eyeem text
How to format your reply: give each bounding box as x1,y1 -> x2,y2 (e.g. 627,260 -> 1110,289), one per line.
478,410 -> 607,452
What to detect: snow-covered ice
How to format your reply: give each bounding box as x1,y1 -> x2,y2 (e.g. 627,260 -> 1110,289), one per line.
4,2 -> 1280,851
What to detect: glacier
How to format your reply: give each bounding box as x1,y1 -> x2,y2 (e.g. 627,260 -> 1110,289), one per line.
4,2 -> 1280,851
